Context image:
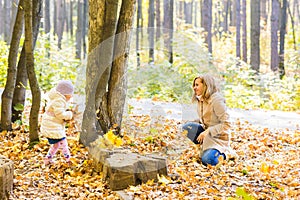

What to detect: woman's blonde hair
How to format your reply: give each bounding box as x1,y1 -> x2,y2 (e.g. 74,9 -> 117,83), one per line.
192,74 -> 220,102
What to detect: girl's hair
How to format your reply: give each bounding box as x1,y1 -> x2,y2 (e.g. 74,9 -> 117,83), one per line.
192,74 -> 220,102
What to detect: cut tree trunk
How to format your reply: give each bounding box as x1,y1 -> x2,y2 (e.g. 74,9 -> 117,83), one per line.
0,156 -> 14,199
89,147 -> 167,191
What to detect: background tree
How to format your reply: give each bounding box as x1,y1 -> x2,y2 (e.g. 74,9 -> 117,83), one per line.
12,0 -> 43,123
201,0 -> 212,54
250,0 -> 260,73
24,0 -> 41,143
75,0 -> 83,59
279,0 -> 288,78
136,0 -> 142,67
155,0 -> 161,41
241,0 -> 247,62
57,0 -> 65,49
148,0 -> 155,63
236,0 -> 241,59
270,0 -> 279,72
163,0 -> 174,63
80,0 -> 136,147
1,0 -> 24,131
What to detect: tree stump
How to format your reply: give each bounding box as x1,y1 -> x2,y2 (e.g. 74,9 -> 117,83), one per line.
89,147 -> 168,191
0,156 -> 14,199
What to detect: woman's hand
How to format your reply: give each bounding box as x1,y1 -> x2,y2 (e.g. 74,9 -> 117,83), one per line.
197,129 -> 209,144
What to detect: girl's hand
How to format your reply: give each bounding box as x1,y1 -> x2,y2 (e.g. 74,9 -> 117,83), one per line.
197,129 -> 209,144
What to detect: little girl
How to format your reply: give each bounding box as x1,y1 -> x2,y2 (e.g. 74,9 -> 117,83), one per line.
41,80 -> 74,165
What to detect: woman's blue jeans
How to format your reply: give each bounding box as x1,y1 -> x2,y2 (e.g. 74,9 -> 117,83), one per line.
182,122 -> 226,166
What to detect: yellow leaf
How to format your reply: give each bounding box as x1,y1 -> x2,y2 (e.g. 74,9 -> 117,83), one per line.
114,137 -> 123,147
157,174 -> 170,185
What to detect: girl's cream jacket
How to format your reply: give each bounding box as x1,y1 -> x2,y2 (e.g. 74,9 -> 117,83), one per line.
41,88 -> 73,139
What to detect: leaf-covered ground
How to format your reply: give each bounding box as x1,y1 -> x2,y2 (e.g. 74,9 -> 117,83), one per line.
1,108 -> 300,199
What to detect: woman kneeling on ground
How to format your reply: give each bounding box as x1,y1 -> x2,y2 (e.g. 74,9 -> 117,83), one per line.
183,74 -> 236,166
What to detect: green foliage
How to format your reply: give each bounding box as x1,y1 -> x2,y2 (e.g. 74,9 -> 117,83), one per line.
0,41 -> 9,87
34,34 -> 81,92
127,29 -> 215,103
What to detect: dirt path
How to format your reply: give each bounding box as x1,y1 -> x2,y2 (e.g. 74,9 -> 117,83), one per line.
126,98 -> 300,130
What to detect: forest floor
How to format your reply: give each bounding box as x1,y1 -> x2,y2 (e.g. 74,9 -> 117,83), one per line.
0,98 -> 300,199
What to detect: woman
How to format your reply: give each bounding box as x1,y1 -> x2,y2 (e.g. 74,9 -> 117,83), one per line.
183,74 -> 235,166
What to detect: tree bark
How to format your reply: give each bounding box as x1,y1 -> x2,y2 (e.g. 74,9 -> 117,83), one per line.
155,0 -> 161,40
236,0 -> 241,59
108,0 -> 136,133
70,0 -> 73,36
12,0 -> 43,123
80,0 -> 136,147
250,0 -> 260,73
75,0 -> 83,59
53,0 -> 57,36
136,0 -> 142,67
279,0 -> 287,79
80,0 -> 119,146
163,0 -> 174,63
148,0 -> 154,63
270,0 -> 279,72
1,0 -> 24,131
184,1 -> 192,24
241,0 -> 247,62
44,0 -> 51,34
82,0 -> 88,58
0,0 -> 3,36
4,0 -> 12,43
25,0 -> 41,143
201,0 -> 212,53
57,0 -> 64,49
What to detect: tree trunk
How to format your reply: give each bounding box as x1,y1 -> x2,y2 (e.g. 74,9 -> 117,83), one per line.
10,0 -> 19,34
44,0 -> 50,34
250,0 -> 260,73
270,0 -> 279,72
82,0 -> 88,58
136,0 -> 142,67
12,0 -> 42,123
80,0 -> 136,147
163,0 -> 174,63
57,0 -> 64,49
25,0 -> 41,143
0,0 -> 3,36
4,0 -> 12,43
184,1 -> 192,24
75,0 -> 83,59
148,0 -> 154,63
201,0 -> 212,53
236,0 -> 241,59
80,0 -> 119,146
194,1 -> 197,27
70,0 -> 73,36
53,0 -> 57,36
108,0 -> 136,133
1,0 -> 24,131
223,0 -> 229,33
279,0 -> 287,79
241,0 -> 247,62
155,0 -> 161,40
